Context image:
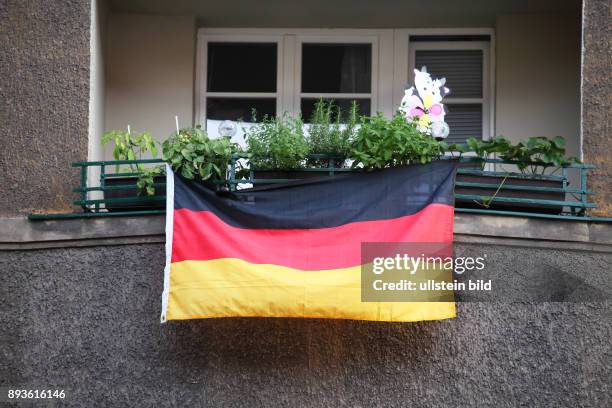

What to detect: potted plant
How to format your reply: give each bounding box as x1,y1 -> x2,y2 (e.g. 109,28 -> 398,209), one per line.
162,126 -> 237,190
245,112 -> 311,182
350,113 -> 444,169
305,99 -> 358,168
101,129 -> 165,211
451,136 -> 579,214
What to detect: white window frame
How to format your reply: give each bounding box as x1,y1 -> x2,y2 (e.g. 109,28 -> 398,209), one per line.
196,32 -> 284,126
393,28 -> 495,141
409,41 -> 491,141
294,34 -> 380,118
196,28 -> 394,127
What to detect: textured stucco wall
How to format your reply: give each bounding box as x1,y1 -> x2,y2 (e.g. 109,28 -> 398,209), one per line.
582,0 -> 612,216
0,0 -> 90,216
1,243 -> 609,407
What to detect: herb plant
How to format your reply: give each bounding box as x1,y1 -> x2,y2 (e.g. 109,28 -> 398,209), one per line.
245,113 -> 309,170
306,99 -> 358,165
162,126 -> 237,182
101,129 -> 163,196
350,113 -> 444,169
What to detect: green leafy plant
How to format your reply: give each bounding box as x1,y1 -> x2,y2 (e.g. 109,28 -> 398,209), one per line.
162,126 -> 237,182
101,129 -> 163,196
349,113 -> 444,169
447,136 -> 513,170
468,136 -> 511,159
245,112 -> 309,170
136,166 -> 165,197
306,99 -> 358,165
501,136 -> 579,173
451,136 -> 579,174
102,129 -> 158,169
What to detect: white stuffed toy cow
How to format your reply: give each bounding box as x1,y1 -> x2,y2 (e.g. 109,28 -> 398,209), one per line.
400,66 -> 450,139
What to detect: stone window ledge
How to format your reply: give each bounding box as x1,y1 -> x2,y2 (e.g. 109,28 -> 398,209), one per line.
0,214 -> 611,252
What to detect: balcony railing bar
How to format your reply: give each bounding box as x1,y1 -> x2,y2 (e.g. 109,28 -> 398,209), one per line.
27,155 -> 612,222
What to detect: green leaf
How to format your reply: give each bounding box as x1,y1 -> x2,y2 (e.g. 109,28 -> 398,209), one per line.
552,136 -> 565,148
181,166 -> 194,179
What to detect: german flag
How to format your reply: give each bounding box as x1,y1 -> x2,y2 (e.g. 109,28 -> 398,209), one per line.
161,161 -> 457,322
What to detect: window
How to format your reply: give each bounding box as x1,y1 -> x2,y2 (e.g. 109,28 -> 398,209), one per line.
197,30 -> 385,140
409,38 -> 491,143
299,43 -> 373,118
200,38 -> 282,128
197,34 -> 283,142
196,29 -> 493,143
206,42 -> 278,122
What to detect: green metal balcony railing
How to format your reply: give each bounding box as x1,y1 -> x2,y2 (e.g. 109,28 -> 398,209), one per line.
68,158 -> 165,218
453,159 -> 597,220
28,155 -> 610,221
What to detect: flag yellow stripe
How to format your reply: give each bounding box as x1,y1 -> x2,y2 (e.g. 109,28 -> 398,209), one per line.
166,258 -> 455,322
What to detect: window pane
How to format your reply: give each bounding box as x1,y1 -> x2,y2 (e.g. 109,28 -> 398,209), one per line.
300,98 -> 370,122
207,43 -> 277,92
415,50 -> 483,98
206,98 -> 276,122
302,44 -> 371,93
445,104 -> 482,143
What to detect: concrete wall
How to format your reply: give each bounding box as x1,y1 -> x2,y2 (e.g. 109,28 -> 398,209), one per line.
581,0 -> 612,216
1,242 -> 609,407
495,14 -> 581,156
0,0 -> 91,216
104,13 -> 196,153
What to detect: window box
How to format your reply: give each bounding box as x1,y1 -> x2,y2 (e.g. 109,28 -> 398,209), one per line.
251,169 -> 336,184
455,173 -> 564,214
103,175 -> 166,212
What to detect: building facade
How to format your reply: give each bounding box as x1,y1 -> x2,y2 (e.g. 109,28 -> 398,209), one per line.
0,0 -> 610,406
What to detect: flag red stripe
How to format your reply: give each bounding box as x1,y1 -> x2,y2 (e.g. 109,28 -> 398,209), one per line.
171,203 -> 454,271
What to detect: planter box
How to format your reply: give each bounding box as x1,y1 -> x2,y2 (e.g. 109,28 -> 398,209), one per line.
252,169 -> 337,183
455,172 -> 565,214
103,176 -> 166,212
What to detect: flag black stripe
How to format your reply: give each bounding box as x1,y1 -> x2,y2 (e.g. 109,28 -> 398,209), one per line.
173,161 -> 457,229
